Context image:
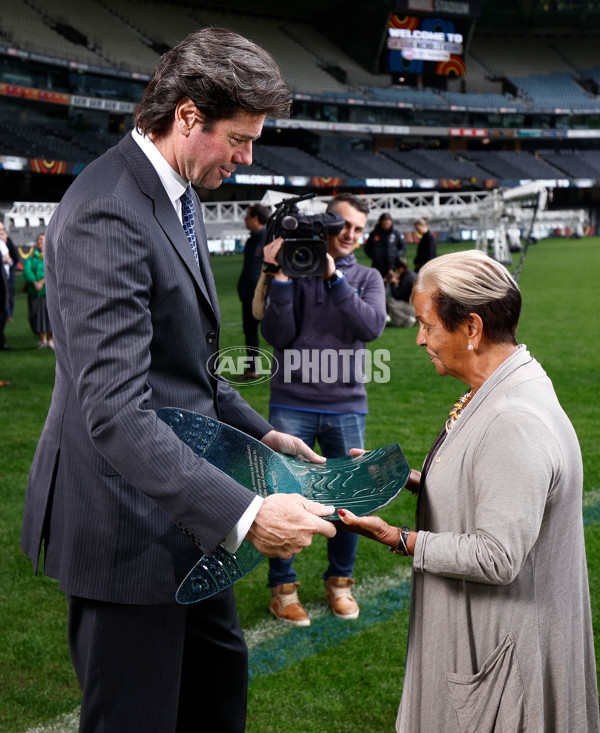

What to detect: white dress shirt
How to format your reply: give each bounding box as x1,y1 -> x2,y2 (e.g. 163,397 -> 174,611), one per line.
0,239 -> 10,278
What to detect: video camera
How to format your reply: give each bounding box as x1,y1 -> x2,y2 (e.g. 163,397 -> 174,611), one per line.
265,193 -> 344,277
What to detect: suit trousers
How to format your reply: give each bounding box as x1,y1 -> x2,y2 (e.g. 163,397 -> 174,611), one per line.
67,588 -> 247,733
241,298 -> 260,368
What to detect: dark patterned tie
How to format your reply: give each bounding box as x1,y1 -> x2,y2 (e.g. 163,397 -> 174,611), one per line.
180,184 -> 198,264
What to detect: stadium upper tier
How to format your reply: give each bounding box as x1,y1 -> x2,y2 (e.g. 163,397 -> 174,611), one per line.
2,0 -> 600,111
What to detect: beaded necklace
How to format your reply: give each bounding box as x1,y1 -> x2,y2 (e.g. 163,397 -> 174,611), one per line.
445,389 -> 474,433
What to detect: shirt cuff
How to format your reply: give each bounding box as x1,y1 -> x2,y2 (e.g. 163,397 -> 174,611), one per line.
327,276 -> 353,302
222,495 -> 264,553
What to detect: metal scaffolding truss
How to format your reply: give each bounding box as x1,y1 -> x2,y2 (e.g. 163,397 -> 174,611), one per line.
359,190 -> 494,227
4,186 -> 587,261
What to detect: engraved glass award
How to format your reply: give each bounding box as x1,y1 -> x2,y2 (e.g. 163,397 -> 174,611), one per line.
157,408 -> 410,603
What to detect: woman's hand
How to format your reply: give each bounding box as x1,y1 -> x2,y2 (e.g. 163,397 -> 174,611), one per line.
406,468 -> 422,495
337,509 -> 417,555
336,508 -> 401,547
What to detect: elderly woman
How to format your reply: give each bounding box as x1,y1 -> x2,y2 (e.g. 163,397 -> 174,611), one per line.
339,250 -> 599,732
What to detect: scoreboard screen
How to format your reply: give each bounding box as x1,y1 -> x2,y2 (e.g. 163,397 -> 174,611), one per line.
382,13 -> 469,78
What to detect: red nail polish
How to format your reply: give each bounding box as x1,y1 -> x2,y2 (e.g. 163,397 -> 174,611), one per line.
338,509 -> 346,517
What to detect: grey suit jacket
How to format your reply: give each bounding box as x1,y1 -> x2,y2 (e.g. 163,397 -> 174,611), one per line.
21,133 -> 272,604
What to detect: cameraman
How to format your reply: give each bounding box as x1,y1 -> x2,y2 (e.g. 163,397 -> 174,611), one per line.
260,193 -> 386,626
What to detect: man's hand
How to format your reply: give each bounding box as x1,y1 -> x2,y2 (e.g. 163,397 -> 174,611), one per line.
262,237 -> 282,265
245,493 -> 336,557
262,429 -> 326,464
322,253 -> 336,279
263,237 -> 289,282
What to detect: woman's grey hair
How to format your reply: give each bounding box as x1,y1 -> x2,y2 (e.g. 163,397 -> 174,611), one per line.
136,27 -> 291,137
412,249 -> 521,344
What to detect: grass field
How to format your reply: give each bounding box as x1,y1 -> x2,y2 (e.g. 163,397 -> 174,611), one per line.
1,237 -> 599,732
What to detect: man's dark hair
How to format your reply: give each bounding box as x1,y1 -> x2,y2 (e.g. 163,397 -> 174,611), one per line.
326,193 -> 369,216
248,204 -> 270,225
136,27 -> 291,137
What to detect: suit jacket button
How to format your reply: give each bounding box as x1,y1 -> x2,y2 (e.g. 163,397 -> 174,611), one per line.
206,331 -> 216,344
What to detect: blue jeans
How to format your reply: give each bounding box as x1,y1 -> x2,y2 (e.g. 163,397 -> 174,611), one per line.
267,406 -> 366,588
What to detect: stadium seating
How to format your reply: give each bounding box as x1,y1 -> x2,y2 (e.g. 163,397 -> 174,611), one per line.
468,34 -> 572,78
99,0 -> 195,51
508,72 -> 600,111
2,1 -> 600,200
161,8 -> 354,95
462,150 -> 564,180
440,92 -> 524,111
364,86 -> 446,109
550,37 -> 600,77
3,116 -> 598,188
1,0 -> 103,66
4,0 -> 600,118
381,149 -> 488,181
316,149 -> 414,179
31,0 -> 160,73
0,121 -> 121,161
251,145 -> 346,179
539,150 -> 600,179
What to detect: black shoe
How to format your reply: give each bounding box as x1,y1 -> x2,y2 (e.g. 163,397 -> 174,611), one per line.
0,344 -> 14,351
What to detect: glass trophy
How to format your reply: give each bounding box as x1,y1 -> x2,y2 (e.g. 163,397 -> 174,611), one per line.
157,407 -> 410,603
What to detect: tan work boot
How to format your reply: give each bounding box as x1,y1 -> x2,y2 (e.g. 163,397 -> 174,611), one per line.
269,582 -> 310,626
325,576 -> 360,620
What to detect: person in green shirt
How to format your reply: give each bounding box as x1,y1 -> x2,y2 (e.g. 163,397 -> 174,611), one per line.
23,232 -> 53,349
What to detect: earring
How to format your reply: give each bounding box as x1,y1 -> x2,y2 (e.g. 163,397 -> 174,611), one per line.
467,344 -> 474,351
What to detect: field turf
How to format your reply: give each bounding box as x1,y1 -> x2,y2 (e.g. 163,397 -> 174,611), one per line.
1,237 -> 598,732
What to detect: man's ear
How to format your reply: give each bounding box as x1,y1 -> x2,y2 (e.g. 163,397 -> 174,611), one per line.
175,98 -> 200,136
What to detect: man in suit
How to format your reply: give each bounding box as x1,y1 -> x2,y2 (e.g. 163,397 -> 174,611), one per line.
21,28 -> 336,733
0,220 -> 18,349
